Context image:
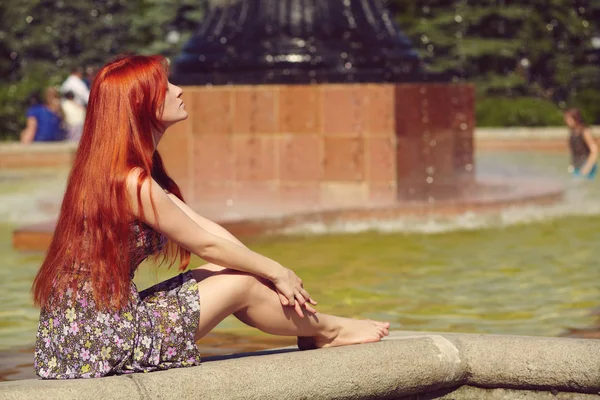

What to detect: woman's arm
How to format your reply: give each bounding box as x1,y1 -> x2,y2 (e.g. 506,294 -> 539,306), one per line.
127,173 -> 279,279
126,171 -> 314,314
20,117 -> 37,144
166,193 -> 247,248
580,128 -> 598,175
167,193 -> 317,314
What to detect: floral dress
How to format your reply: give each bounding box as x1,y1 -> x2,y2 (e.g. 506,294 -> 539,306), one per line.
34,221 -> 202,379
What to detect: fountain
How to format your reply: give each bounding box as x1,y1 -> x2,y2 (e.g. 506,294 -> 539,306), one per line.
11,0 -> 563,250
155,0 -> 562,235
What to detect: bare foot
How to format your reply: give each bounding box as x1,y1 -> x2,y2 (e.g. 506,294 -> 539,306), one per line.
298,317 -> 390,350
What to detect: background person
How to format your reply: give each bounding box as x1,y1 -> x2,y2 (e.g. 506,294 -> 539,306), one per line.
60,66 -> 90,107
20,87 -> 66,144
61,91 -> 85,142
565,108 -> 597,179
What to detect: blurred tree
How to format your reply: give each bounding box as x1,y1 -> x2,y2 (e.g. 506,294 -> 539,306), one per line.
0,0 -> 206,140
1,0 -> 599,138
389,0 -> 600,123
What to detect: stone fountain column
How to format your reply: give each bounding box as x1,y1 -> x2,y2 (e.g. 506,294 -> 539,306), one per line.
157,0 -> 474,218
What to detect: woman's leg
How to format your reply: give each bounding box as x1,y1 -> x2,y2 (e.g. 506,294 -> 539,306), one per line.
191,265 -> 390,347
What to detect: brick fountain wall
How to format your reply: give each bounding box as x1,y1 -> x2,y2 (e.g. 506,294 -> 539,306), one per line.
158,83 -> 475,219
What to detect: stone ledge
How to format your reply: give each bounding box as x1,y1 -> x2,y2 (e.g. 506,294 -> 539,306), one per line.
0,142 -> 78,169
475,126 -> 600,140
0,142 -> 79,153
1,332 -> 598,400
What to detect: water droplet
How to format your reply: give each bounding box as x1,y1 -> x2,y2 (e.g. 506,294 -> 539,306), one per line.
9,52 -> 17,60
546,23 -> 553,31
220,37 -> 227,44
90,9 -> 98,17
454,15 -> 462,23
344,62 -> 352,69
426,166 -> 435,174
460,123 -> 468,130
25,16 -> 33,23
582,20 -> 589,28
426,176 -> 433,184
265,55 -> 274,62
427,44 -> 434,52
341,52 -> 348,59
430,140 -> 436,147
420,34 -> 429,44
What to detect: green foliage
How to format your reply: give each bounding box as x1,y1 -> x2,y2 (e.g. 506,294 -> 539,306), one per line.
476,97 -> 565,127
389,0 -> 600,126
0,0 -> 206,140
568,89 -> 600,125
1,0 -> 599,138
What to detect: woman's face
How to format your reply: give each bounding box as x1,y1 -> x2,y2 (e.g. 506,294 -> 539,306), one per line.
158,82 -> 188,128
564,114 -> 576,129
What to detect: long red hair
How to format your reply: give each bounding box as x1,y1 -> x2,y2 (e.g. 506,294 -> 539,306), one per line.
32,55 -> 190,310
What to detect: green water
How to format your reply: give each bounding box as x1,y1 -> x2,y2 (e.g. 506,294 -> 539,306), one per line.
0,152 -> 599,351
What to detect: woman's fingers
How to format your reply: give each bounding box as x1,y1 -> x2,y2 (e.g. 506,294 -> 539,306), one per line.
294,300 -> 304,318
303,303 -> 317,314
299,288 -> 316,305
294,291 -> 306,306
276,289 -> 290,306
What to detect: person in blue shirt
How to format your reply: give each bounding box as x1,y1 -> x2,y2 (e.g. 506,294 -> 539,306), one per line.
20,87 -> 66,143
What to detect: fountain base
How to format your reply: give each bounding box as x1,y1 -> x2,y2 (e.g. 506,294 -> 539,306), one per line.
12,175 -> 563,252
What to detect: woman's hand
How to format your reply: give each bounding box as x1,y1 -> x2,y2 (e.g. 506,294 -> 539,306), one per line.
271,266 -> 318,318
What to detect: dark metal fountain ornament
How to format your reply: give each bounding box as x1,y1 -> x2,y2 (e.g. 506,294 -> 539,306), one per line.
171,0 -> 424,85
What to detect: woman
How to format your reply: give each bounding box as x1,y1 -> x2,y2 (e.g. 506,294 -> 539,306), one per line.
20,87 -> 66,143
565,108 -> 597,179
32,55 -> 389,379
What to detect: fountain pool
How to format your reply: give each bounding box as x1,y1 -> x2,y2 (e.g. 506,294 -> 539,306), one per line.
0,150 -> 599,380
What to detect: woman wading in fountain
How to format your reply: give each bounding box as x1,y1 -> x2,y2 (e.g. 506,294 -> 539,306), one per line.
564,108 -> 598,180
31,55 -> 389,379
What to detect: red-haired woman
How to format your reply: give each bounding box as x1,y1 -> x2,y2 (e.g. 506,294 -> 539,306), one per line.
31,55 -> 389,379
564,108 -> 597,179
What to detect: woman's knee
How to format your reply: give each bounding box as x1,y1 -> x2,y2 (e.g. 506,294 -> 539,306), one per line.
192,267 -> 266,293
227,272 -> 268,294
